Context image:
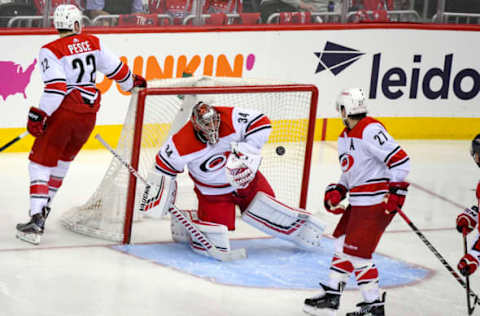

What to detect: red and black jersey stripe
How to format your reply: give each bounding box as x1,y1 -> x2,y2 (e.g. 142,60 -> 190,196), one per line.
155,153 -> 181,177
245,114 -> 271,138
384,146 -> 409,169
349,179 -> 389,197
44,78 -> 67,96
243,209 -> 305,235
107,61 -> 131,82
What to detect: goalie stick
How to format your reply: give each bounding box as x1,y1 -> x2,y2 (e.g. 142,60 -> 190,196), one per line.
397,209 -> 480,310
0,131 -> 29,152
94,134 -> 247,262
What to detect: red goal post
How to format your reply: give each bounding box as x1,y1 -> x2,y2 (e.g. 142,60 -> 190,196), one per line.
61,77 -> 319,244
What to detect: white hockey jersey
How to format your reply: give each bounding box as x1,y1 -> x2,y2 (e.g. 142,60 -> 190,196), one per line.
154,106 -> 272,195
470,182 -> 480,254
38,33 -> 134,115
337,117 -> 410,206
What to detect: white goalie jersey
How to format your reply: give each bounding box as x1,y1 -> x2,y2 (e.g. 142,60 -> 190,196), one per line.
337,117 -> 410,206
154,106 -> 272,195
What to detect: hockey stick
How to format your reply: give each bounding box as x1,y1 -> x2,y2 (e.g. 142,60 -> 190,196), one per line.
0,131 -> 29,152
397,209 -> 480,307
463,228 -> 476,315
94,134 -> 151,211
94,134 -> 247,262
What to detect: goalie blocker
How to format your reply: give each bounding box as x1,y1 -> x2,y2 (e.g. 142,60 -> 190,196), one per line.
140,169 -> 177,218
171,192 -> 326,256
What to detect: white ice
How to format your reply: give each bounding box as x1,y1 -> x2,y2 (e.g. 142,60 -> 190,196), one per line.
0,140 -> 477,316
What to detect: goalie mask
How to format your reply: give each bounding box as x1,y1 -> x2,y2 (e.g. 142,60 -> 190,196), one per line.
191,101 -> 220,145
471,134 -> 480,167
336,88 -> 367,117
53,4 -> 82,33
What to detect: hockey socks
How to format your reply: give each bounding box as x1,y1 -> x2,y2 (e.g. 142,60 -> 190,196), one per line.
29,162 -> 51,215
47,160 -> 70,203
354,261 -> 380,303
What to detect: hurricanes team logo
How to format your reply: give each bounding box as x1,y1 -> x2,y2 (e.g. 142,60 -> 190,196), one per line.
314,41 -> 364,76
339,153 -> 354,172
199,153 -> 228,172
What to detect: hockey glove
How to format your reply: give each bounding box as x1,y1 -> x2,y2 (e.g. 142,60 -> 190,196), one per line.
385,181 -> 409,214
456,205 -> 479,234
27,107 -> 48,137
458,253 -> 479,276
141,171 -> 177,218
225,142 -> 262,189
324,183 -> 347,214
133,74 -> 147,89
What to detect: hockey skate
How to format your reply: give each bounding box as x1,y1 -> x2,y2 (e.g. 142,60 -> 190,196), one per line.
303,282 -> 345,316
16,206 -> 50,245
346,292 -> 386,316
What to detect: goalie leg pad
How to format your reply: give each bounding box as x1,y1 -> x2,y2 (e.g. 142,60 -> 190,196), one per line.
189,219 -> 230,258
170,209 -> 195,243
242,192 -> 326,250
170,209 -> 231,258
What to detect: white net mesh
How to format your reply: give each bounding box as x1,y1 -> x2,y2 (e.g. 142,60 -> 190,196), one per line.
60,76 -> 317,242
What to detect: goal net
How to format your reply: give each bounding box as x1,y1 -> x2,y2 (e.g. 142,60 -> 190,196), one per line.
60,76 -> 318,243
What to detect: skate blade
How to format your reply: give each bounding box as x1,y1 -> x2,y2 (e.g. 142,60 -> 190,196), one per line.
303,305 -> 337,316
16,231 -> 41,245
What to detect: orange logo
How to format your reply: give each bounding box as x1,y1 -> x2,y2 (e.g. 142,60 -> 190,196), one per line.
96,53 -> 256,95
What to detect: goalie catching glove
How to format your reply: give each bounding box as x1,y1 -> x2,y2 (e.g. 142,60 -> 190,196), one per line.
225,142 -> 262,189
139,170 -> 177,218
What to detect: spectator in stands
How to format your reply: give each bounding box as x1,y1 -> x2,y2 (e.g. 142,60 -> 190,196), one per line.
202,0 -> 242,14
394,0 -> 410,10
148,0 -> 194,25
0,2 -> 36,27
199,0 -> 242,25
349,0 -> 392,22
446,0 -> 480,13
259,0 -> 339,23
84,0 -> 109,22
445,0 -> 480,24
85,0 -> 145,24
350,0 -> 393,11
32,0 -> 85,16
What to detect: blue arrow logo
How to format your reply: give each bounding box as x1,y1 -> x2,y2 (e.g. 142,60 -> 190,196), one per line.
314,41 -> 365,75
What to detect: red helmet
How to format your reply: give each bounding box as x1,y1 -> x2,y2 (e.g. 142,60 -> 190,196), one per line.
191,101 -> 220,145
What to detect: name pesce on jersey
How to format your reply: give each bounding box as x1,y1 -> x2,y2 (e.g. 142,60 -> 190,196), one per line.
67,41 -> 92,55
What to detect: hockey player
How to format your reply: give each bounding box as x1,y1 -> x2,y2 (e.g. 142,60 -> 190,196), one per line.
303,88 -> 410,316
456,134 -> 480,276
16,4 -> 147,245
141,100 -> 326,258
